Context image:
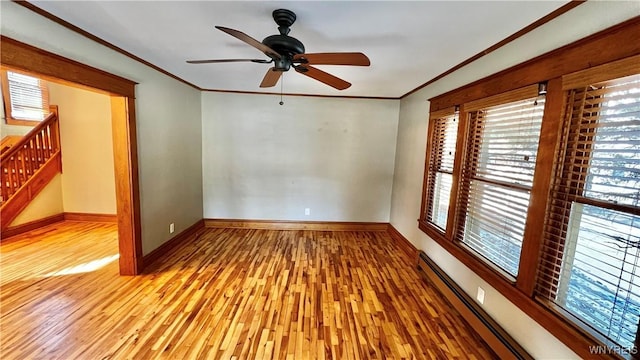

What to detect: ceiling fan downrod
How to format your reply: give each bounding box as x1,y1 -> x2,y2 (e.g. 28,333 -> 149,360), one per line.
262,9 -> 305,70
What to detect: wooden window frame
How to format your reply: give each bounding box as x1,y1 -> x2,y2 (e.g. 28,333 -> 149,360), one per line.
419,17 -> 640,359
1,67 -> 50,126
454,85 -> 543,279
421,107 -> 457,233
538,70 -> 640,351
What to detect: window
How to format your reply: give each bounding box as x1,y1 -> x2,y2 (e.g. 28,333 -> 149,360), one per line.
424,110 -> 458,230
418,18 -> 640,357
538,73 -> 640,350
1,68 -> 50,125
456,90 -> 545,277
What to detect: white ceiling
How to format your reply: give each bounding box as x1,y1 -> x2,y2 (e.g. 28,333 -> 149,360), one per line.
31,1 -> 569,98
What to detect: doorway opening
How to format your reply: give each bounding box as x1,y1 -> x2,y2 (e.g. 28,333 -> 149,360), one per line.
1,36 -> 142,275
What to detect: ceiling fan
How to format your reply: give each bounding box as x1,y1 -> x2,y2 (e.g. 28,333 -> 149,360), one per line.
187,9 -> 370,90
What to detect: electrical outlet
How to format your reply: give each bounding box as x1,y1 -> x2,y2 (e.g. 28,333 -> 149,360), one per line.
476,287 -> 485,305
304,208 -> 311,216
169,223 -> 175,234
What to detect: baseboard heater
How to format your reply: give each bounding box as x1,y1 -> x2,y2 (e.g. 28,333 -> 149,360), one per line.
417,251 -> 533,360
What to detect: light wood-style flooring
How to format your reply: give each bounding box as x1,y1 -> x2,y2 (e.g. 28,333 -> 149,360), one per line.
0,221 -> 495,359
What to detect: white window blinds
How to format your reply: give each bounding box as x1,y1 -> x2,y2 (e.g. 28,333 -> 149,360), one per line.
4,70 -> 49,122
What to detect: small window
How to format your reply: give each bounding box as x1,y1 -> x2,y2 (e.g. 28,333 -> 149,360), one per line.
1,68 -> 50,125
424,112 -> 458,230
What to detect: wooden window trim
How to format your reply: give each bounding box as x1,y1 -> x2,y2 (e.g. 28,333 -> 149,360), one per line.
421,107 -> 457,233
537,71 -> 640,351
515,77 -> 564,295
463,84 -> 538,112
454,87 -> 544,279
428,16 -> 640,113
562,54 -> 640,90
419,17 -> 640,359
1,68 -> 50,126
421,120 -> 444,233
420,107 -> 465,239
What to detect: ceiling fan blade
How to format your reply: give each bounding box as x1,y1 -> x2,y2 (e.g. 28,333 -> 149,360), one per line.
295,65 -> 351,90
293,52 -> 370,66
215,26 -> 281,60
260,68 -> 282,88
187,59 -> 271,64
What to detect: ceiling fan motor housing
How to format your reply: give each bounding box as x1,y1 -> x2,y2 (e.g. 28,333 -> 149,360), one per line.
263,9 -> 305,71
262,35 -> 305,57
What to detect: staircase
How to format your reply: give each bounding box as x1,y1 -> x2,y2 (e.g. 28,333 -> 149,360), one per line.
1,110 -> 61,231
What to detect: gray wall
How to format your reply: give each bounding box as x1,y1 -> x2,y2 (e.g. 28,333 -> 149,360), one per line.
202,92 -> 399,222
1,1 -> 204,255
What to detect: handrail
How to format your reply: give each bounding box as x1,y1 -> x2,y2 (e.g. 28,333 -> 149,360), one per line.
1,108 -> 60,203
0,111 -> 57,163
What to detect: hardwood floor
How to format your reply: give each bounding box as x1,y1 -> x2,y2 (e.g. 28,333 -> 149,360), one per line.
0,221 -> 496,359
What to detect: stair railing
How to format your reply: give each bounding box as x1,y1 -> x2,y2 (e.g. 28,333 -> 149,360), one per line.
1,109 -> 60,204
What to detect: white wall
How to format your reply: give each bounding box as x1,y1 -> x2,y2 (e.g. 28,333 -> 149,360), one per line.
202,92 -> 398,222
0,123 -> 32,138
389,2 -> 640,359
1,1 -> 203,255
49,82 -> 117,215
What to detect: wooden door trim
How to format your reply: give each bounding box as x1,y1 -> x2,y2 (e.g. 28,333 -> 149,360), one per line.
1,35 -> 142,275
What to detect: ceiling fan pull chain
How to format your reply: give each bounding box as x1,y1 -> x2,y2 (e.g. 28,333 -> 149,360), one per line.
279,73 -> 285,105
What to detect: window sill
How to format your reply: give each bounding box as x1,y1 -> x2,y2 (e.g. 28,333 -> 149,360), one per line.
5,117 -> 42,126
416,219 -> 622,359
418,220 -> 516,287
